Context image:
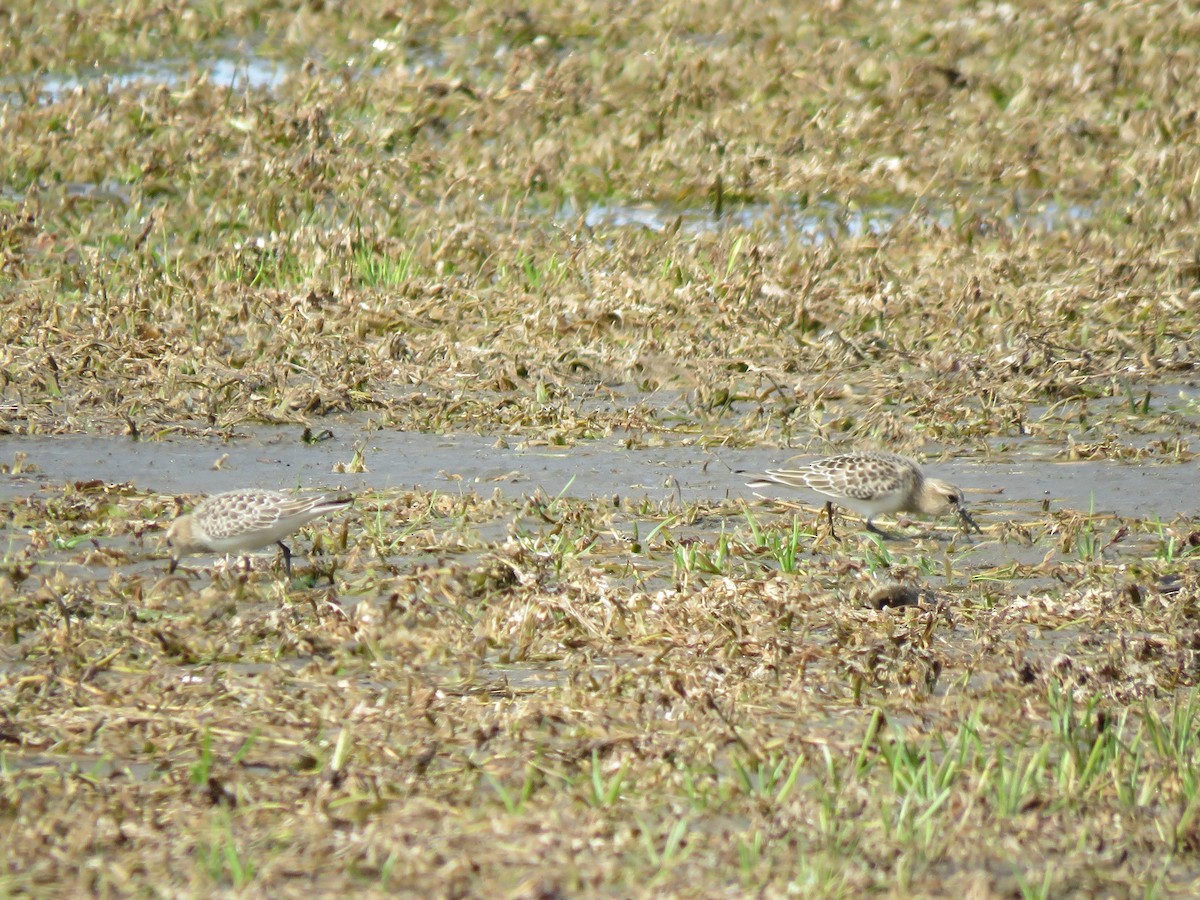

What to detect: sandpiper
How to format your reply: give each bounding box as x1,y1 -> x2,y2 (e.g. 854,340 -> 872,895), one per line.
165,489 -> 353,575
744,451 -> 980,538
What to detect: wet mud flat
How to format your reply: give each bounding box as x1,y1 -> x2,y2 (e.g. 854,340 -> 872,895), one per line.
7,0 -> 1200,894
4,429 -> 1200,895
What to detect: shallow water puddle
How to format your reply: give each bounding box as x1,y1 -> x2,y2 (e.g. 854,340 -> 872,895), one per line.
1,423 -> 1195,601
29,52 -> 286,100
2,423 -> 1197,519
567,196 -> 1094,241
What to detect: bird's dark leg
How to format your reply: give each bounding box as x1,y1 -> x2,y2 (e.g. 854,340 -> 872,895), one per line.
277,541 -> 293,577
824,501 -> 838,540
865,519 -> 898,540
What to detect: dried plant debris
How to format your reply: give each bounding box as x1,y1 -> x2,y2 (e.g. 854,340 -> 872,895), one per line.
3,475 -> 1200,895
4,0 -> 1200,894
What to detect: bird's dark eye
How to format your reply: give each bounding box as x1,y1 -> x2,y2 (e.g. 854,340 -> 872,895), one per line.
948,495 -> 959,504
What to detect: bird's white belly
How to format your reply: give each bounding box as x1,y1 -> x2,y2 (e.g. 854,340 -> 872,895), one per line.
835,493 -> 908,518
204,524 -> 298,553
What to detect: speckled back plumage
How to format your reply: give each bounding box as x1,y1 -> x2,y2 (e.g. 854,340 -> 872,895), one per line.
167,489 -> 354,559
774,452 -> 921,502
192,490 -> 346,541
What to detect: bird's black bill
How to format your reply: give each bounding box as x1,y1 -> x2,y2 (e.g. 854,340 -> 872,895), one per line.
955,504 -> 982,534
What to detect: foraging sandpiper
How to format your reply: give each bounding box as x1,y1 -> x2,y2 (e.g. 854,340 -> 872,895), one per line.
744,451 -> 980,538
166,489 -> 353,575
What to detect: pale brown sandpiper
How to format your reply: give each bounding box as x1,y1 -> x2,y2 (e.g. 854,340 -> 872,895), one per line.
166,489 -> 353,575
744,451 -> 980,538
